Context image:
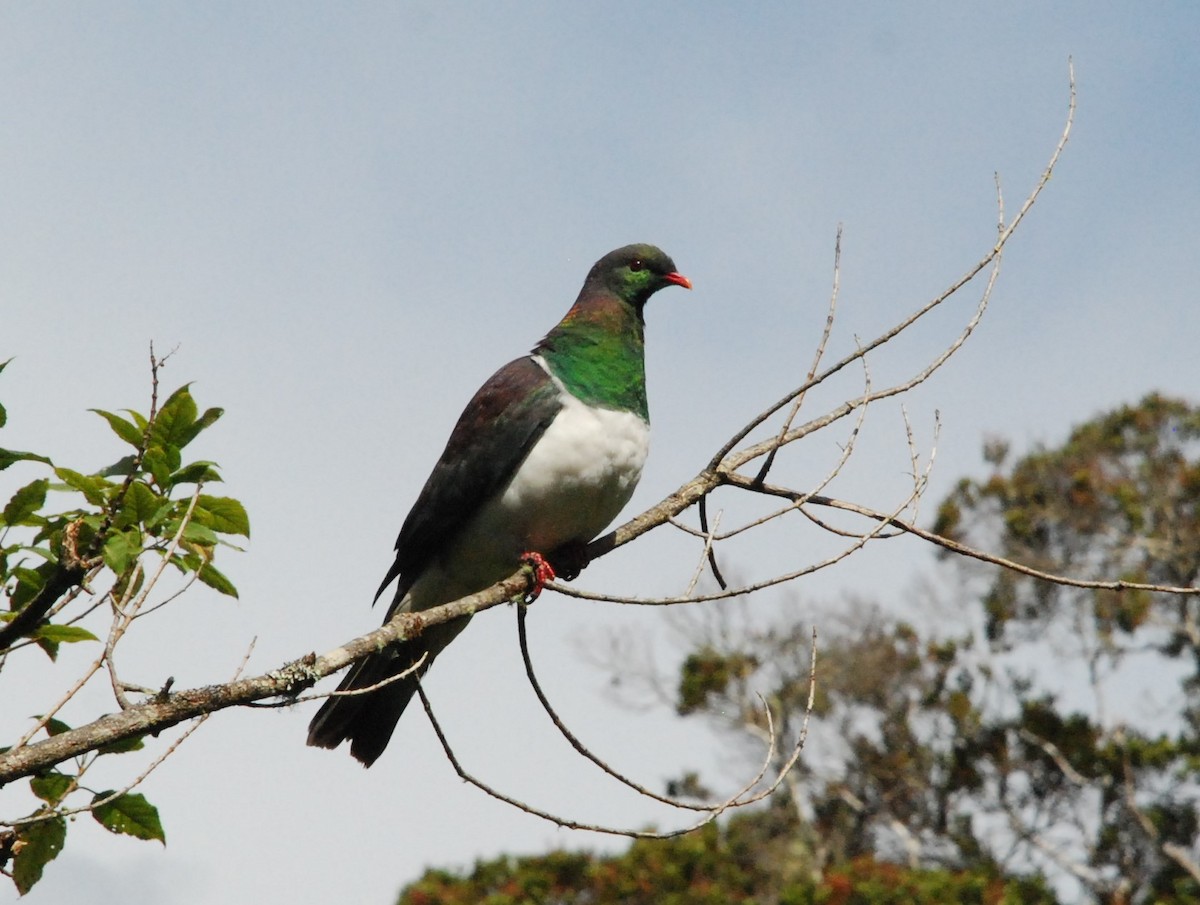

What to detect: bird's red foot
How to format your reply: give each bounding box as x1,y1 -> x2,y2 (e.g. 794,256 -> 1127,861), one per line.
520,551 -> 557,602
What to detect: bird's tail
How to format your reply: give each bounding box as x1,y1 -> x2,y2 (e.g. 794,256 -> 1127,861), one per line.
305,640 -> 428,767
306,614 -> 471,766
307,582 -> 472,766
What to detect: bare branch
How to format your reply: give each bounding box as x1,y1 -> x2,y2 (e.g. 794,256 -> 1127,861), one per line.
806,490 -> 1200,597
414,620 -> 818,839
1119,736 -> 1200,885
0,566 -> 541,784
753,224 -> 843,486
707,65 -> 1072,476
517,602 -> 713,812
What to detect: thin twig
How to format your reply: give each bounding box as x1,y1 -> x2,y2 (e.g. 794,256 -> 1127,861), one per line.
516,603 -> 712,812
553,472 -> 927,607
708,64 -> 1073,472
684,509 -> 722,598
6,638 -> 254,830
754,224 -> 843,486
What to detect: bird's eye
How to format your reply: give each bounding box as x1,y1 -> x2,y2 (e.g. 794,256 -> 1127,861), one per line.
629,259 -> 645,272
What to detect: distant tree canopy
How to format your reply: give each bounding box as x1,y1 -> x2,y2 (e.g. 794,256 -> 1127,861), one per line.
396,803 -> 1061,905
935,391 -> 1200,646
666,393 -> 1200,904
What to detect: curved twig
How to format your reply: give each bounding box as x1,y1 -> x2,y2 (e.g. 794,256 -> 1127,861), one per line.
516,602 -> 712,812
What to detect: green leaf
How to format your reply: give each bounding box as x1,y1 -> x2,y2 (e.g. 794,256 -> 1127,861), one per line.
2,478 -> 49,526
12,813 -> 66,895
194,495 -> 250,538
119,481 -> 167,528
102,528 -> 143,575
30,772 -> 73,805
34,624 -> 99,645
53,467 -> 111,506
181,521 -> 218,546
97,733 -> 146,755
0,448 -> 52,471
99,454 -> 138,478
91,791 -> 165,843
90,409 -> 145,448
11,564 -> 49,610
170,461 -> 223,485
36,637 -> 61,661
173,550 -> 202,573
177,406 -> 224,448
142,447 -> 174,489
197,563 -> 239,598
150,385 -> 198,450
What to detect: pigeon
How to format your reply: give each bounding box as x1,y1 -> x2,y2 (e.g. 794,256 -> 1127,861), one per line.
307,244 -> 691,765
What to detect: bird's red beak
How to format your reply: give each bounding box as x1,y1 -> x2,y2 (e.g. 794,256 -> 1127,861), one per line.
665,272 -> 692,290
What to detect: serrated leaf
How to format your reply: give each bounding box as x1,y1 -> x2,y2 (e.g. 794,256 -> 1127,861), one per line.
0,448 -> 53,471
197,563 -> 238,598
181,521 -> 218,546
13,813 -> 66,894
53,467 -> 112,506
19,540 -> 55,563
102,529 -> 143,575
142,447 -> 173,489
10,566 -> 47,612
176,406 -> 223,448
91,792 -> 165,843
194,495 -> 250,538
150,385 -> 197,450
30,772 -> 73,805
90,409 -> 145,447
99,454 -> 138,478
3,479 -> 49,526
34,624 -> 99,645
170,461 -> 223,485
119,481 -> 166,528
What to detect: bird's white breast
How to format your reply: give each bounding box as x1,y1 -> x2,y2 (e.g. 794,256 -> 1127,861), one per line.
451,368 -> 647,568
417,360 -> 652,607
497,383 -> 650,551
408,360 -> 649,609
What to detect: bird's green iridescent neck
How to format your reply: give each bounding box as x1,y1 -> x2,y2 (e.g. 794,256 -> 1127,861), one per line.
536,294 -> 649,421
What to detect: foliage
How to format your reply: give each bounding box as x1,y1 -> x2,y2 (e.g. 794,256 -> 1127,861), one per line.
396,804 -> 1061,905
0,360 -> 247,895
934,392 -> 1200,647
659,395 -> 1200,904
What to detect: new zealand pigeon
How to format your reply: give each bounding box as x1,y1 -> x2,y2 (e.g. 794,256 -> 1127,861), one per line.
307,244 -> 691,766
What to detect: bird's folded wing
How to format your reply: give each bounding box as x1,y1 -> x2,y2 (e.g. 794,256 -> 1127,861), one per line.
374,355 -> 563,609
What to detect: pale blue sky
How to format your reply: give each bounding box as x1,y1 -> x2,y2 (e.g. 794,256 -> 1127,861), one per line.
2,5 -> 1198,904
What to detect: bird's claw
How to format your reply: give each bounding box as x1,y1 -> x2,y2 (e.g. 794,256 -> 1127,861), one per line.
520,551 -> 557,602
547,540 -> 589,582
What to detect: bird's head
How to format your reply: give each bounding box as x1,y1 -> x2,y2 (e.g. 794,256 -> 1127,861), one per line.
588,244 -> 692,310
